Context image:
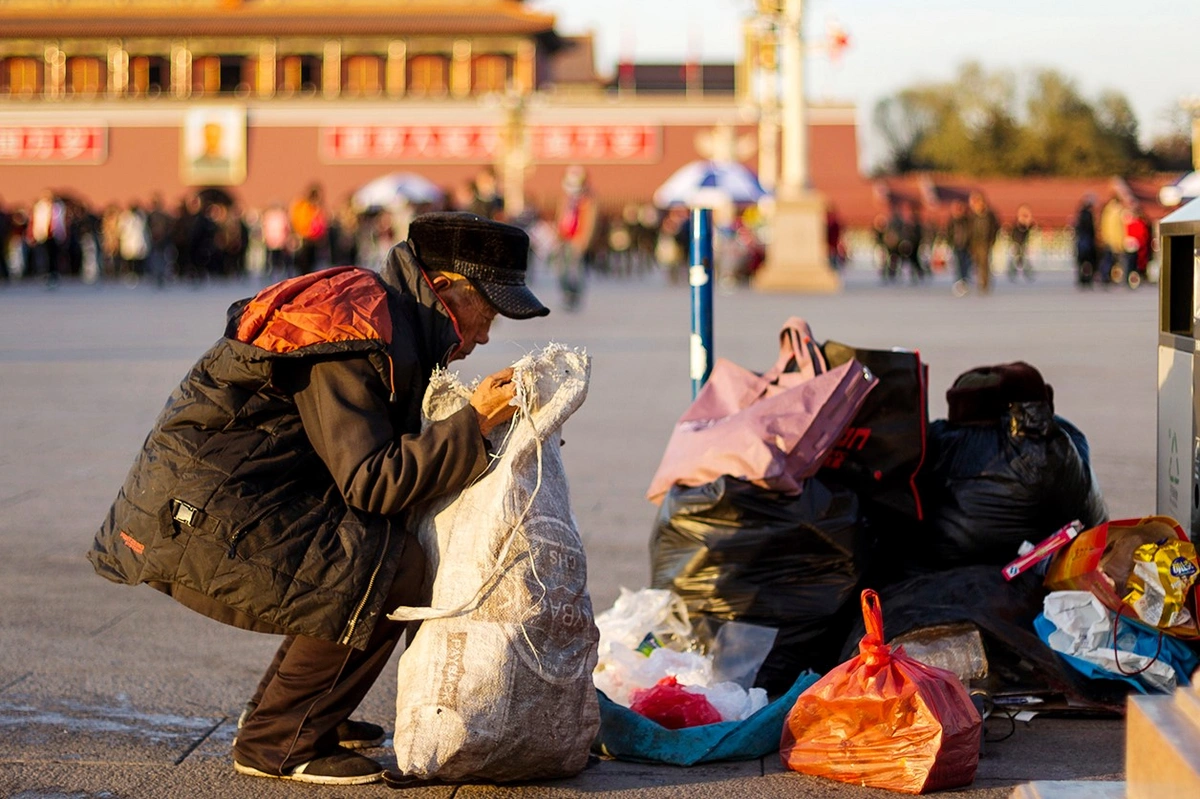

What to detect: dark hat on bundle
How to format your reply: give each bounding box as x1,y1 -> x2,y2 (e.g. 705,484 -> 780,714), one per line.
946,361 -> 1054,424
408,212 -> 549,319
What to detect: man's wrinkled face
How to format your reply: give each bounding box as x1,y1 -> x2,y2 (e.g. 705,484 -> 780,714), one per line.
438,278 -> 498,361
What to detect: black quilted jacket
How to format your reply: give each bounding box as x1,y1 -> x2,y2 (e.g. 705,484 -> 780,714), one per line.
88,247 -> 487,648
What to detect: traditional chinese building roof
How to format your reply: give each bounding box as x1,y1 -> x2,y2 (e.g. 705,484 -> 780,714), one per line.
544,35 -> 603,88
0,0 -> 557,38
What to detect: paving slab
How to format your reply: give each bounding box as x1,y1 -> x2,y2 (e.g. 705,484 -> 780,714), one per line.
0,265 -> 1146,797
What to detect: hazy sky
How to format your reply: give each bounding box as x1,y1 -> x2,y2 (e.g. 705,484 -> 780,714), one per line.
530,0 -> 1200,168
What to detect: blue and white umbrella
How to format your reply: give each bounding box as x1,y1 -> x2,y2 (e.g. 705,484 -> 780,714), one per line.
653,160 -> 768,207
352,171 -> 444,209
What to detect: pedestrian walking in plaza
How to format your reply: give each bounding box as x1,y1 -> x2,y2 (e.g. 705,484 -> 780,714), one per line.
553,166 -> 596,310
1098,193 -> 1126,284
967,191 -> 999,294
826,204 -> 846,271
945,198 -> 974,296
290,184 -> 328,275
606,205 -> 639,278
328,202 -> 361,267
87,212 -> 549,786
145,195 -> 174,288
1073,195 -> 1097,286
657,206 -> 690,285
1122,204 -> 1151,289
117,202 -> 150,282
260,202 -> 292,278
1007,203 -> 1036,282
883,202 -> 924,283
27,191 -> 65,287
468,165 -> 505,221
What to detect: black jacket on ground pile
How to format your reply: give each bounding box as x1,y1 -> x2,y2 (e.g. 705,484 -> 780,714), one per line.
87,245 -> 489,649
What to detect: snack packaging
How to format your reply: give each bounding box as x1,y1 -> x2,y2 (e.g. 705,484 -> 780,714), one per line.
1045,516 -> 1200,638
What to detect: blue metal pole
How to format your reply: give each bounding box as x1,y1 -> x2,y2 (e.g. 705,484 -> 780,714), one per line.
690,208 -> 714,398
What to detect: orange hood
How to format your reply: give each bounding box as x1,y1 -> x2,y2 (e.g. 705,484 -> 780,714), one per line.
235,267 -> 392,354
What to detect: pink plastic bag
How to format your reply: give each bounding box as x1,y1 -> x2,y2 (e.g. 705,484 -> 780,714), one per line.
647,318 -> 877,504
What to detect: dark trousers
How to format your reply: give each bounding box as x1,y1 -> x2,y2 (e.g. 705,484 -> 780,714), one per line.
954,248 -> 972,283
232,535 -> 425,774
1098,246 -> 1117,283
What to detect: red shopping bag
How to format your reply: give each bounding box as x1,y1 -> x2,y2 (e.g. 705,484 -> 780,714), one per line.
780,590 -> 981,794
646,318 -> 877,504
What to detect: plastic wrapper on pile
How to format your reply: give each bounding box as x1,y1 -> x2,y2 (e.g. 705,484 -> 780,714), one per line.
594,643 -> 713,708
1123,538 -> 1199,628
890,622 -> 988,685
595,587 -> 692,659
388,345 -> 598,784
1034,591 -> 1199,694
781,590 -> 982,795
592,587 -> 768,723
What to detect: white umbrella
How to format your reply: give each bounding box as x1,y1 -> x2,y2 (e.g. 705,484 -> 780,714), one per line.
353,171 -> 444,209
1159,171 -> 1200,207
653,160 -> 768,207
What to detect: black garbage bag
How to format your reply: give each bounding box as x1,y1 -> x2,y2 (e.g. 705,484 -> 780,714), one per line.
840,567 -> 1128,714
923,401 -> 1107,569
650,476 -> 870,693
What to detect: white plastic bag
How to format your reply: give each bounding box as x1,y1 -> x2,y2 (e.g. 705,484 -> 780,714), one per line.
1042,590 -> 1180,692
389,344 -> 599,782
595,586 -> 693,657
685,681 -> 769,722
591,587 -> 768,721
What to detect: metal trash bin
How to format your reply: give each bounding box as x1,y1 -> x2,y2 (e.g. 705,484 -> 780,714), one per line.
1157,198 -> 1200,535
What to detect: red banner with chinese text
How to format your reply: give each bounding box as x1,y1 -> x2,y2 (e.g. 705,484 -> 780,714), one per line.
321,124 -> 660,163
0,126 -> 107,163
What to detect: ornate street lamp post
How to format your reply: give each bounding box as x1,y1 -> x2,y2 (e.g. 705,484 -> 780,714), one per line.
752,0 -> 840,293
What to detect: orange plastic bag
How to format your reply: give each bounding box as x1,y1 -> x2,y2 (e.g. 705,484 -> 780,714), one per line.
780,590 -> 981,794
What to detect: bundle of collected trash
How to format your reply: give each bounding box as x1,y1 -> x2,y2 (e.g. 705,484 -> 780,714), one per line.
592,315 -> 1200,790
640,318 -> 1111,694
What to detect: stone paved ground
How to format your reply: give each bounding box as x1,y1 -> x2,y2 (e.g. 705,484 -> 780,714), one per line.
0,262 -> 1148,797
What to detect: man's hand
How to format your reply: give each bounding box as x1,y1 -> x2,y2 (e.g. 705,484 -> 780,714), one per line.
470,367 -> 517,436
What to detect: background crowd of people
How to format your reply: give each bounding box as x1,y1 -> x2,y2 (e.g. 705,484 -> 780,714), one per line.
0,167 -> 774,302
869,190 -> 1155,295
1072,193 -> 1155,289
2,170 -> 1152,300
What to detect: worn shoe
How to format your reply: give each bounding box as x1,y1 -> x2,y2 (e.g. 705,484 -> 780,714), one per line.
234,750 -> 383,785
335,718 -> 386,749
237,702 -> 385,749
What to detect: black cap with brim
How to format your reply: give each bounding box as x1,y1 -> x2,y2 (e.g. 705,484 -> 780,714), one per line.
408,212 -> 549,319
465,277 -> 550,320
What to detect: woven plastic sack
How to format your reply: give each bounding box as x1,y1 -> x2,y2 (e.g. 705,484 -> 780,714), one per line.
388,344 -> 599,783
781,589 -> 982,794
